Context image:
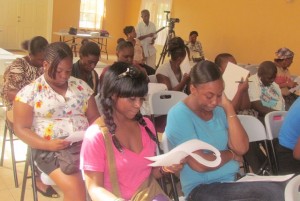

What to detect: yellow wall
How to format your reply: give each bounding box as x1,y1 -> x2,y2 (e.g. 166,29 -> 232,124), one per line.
52,1 -> 81,42
52,0 -> 300,75
171,0 -> 300,75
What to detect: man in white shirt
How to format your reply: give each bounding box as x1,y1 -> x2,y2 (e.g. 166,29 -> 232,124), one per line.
136,9 -> 157,69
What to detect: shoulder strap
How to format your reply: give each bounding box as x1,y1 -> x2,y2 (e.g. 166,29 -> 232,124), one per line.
94,117 -> 121,197
91,70 -> 97,92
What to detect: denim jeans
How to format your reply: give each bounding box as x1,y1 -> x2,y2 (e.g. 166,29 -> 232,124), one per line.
187,181 -> 286,201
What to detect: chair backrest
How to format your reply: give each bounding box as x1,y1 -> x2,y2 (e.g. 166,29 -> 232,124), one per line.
161,132 -> 172,153
147,83 -> 167,95
237,115 -> 268,142
148,74 -> 157,83
149,90 -> 187,116
264,111 -> 287,140
285,175 -> 300,201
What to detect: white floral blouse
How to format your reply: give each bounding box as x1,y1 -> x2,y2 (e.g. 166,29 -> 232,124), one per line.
15,75 -> 93,140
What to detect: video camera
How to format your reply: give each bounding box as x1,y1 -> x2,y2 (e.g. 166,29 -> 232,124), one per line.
169,18 -> 180,23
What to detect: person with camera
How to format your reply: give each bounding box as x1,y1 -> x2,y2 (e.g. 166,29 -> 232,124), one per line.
136,9 -> 157,69
186,31 -> 205,62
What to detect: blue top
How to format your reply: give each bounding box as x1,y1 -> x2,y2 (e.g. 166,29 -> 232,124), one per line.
165,101 -> 239,197
279,97 -> 300,150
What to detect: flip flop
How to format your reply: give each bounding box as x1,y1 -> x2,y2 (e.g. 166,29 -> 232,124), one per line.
36,186 -> 60,198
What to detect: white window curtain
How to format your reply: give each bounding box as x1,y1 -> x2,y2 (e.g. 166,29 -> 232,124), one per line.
79,0 -> 105,30
139,0 -> 173,45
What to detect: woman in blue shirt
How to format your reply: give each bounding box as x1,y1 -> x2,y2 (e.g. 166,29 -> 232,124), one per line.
166,60 -> 286,201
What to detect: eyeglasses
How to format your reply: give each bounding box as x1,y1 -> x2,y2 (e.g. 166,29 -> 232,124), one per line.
117,67 -> 140,79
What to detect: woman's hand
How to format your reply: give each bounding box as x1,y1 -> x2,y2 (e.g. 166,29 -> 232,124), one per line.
220,92 -> 232,108
237,78 -> 249,93
287,79 -> 298,88
162,158 -> 187,174
181,73 -> 190,84
45,139 -> 71,151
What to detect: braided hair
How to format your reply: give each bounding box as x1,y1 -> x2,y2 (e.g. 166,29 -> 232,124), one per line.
44,42 -> 73,79
100,62 -> 157,152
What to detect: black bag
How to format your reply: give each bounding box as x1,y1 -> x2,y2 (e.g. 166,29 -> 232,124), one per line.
56,141 -> 82,175
68,27 -> 77,35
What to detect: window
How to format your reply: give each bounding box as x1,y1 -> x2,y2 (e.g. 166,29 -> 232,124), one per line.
139,0 -> 173,45
79,0 -> 105,30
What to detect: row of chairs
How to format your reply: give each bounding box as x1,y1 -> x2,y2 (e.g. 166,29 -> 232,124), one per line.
238,111 -> 287,175
161,111 -> 299,201
0,86 -> 295,201
147,88 -> 290,200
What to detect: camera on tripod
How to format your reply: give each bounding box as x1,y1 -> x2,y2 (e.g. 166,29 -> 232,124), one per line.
169,18 -> 180,23
167,17 -> 179,31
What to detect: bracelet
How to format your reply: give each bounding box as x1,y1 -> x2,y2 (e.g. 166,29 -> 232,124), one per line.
228,114 -> 237,118
160,166 -> 171,175
228,149 -> 235,160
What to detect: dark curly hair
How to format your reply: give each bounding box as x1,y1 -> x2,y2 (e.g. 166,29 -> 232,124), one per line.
100,62 -> 158,152
168,36 -> 188,61
190,60 -> 222,85
44,42 -> 73,79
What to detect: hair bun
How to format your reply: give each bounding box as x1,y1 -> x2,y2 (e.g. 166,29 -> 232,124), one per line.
168,37 -> 185,52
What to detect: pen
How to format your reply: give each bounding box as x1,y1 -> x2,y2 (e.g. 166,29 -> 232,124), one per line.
235,81 -> 253,83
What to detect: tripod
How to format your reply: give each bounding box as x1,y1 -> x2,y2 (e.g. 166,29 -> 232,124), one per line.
156,28 -> 176,68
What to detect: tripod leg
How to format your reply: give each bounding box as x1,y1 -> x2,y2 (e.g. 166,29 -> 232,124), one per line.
156,35 -> 169,68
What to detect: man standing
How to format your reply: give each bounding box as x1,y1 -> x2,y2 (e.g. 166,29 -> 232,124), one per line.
136,9 -> 157,69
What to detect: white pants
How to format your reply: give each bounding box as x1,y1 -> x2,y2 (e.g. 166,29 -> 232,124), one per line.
145,53 -> 156,69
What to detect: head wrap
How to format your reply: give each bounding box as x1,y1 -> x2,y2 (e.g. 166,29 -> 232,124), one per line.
275,47 -> 294,59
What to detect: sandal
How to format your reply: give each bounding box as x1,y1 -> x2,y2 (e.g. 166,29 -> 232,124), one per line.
36,186 -> 60,198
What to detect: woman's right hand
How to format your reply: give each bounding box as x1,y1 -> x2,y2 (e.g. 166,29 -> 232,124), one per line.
45,139 -> 71,151
182,73 -> 190,84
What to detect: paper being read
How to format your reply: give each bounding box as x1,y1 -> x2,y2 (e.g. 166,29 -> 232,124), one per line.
223,62 -> 250,100
145,139 -> 221,167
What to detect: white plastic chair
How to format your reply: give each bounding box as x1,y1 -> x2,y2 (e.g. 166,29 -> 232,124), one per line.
148,91 -> 187,201
237,115 -> 273,174
140,83 -> 167,116
285,175 -> 300,201
147,83 -> 167,95
264,111 -> 287,174
149,90 -> 187,117
148,74 -> 157,83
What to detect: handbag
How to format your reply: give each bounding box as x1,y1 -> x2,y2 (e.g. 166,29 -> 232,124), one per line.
56,141 -> 82,175
95,117 -> 170,201
131,175 -> 170,201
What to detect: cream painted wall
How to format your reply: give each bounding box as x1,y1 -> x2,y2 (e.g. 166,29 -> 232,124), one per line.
171,0 -> 300,75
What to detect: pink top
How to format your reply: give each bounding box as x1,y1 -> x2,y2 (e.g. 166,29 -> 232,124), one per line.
80,117 -> 156,200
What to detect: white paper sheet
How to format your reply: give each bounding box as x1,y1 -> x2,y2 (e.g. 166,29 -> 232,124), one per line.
222,62 -> 250,100
65,131 -> 85,143
145,139 -> 221,167
237,173 -> 294,182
